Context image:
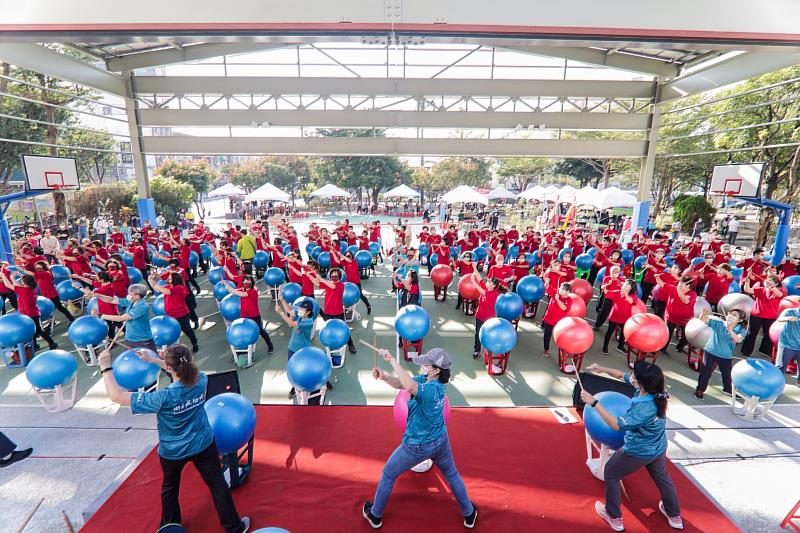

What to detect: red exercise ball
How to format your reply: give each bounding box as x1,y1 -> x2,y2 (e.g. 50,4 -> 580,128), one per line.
565,293 -> 587,317
631,297 -> 647,315
553,316 -> 594,354
623,313 -> 669,352
769,320 -> 785,344
570,278 -> 593,304
458,274 -> 480,300
779,295 -> 800,314
430,264 -> 454,287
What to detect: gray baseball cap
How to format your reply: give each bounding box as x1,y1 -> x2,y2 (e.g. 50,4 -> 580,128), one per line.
412,348 -> 452,369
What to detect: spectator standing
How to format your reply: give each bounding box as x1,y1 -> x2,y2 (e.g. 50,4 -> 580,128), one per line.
156,213 -> 166,229
692,218 -> 704,238
727,217 -> 740,245
78,217 -> 88,241
39,229 -> 60,263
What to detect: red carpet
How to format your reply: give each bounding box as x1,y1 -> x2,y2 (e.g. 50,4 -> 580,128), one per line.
82,406 -> 739,532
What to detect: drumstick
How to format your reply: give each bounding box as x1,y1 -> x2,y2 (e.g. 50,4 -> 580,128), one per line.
373,335 -> 378,369
14,497 -> 44,533
358,338 -> 381,352
573,365 -> 585,391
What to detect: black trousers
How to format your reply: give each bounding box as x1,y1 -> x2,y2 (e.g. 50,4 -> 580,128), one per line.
542,322 -> 555,351
653,299 -> 667,317
595,297 -> 613,329
174,313 -> 198,348
32,315 -> 57,348
0,292 -> 18,315
159,442 -> 244,533
696,352 -> 733,393
51,296 -> 74,322
0,431 -> 16,458
665,321 -> 687,351
587,265 -> 600,286
321,312 -> 355,350
741,315 -> 774,356
187,267 -> 201,292
641,281 -> 655,306
474,318 -> 484,353
243,314 -> 273,350
186,290 -> 199,325
354,283 -> 371,311
603,320 -> 626,351
106,319 -> 120,340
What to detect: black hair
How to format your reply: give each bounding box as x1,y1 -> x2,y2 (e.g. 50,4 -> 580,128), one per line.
21,274 -> 36,289
170,272 -> 184,285
164,344 -> 199,387
633,361 -> 668,418
408,270 -> 419,286
434,366 -> 451,384
97,271 -> 113,283
622,279 -> 637,295
169,258 -> 181,267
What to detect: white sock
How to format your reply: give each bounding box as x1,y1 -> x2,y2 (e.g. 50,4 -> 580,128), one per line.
1,452 -> 12,460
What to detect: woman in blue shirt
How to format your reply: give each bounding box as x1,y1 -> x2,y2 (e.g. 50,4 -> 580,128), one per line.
580,362 -> 683,532
98,344 -> 251,533
695,308 -> 746,399
275,296 -> 319,399
777,307 -> 800,382
362,348 -> 478,530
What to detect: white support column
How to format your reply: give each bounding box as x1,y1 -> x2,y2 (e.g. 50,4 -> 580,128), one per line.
637,80 -> 662,203
123,71 -> 156,226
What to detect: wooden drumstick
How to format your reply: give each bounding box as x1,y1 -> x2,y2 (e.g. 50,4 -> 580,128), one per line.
573,365 -> 585,391
373,335 -> 378,369
358,338 -> 381,352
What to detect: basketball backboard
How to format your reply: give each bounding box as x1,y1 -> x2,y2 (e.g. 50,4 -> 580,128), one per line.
21,154 -> 80,192
710,163 -> 764,198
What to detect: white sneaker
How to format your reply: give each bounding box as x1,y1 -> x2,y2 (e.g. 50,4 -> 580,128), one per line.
490,364 -> 504,374
595,502 -> 624,531
564,364 -> 576,373
659,501 -> 684,530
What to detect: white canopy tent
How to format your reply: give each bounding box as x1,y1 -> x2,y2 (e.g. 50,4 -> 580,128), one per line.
310,183 -> 351,199
383,184 -> 420,199
596,188 -> 638,210
517,184 -> 544,201
541,185 -> 561,202
244,182 -> 291,203
556,185 -> 577,203
575,186 -> 599,207
488,185 -> 518,200
440,185 -> 489,205
207,183 -> 246,198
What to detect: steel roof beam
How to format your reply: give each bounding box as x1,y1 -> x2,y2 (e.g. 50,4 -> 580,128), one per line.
106,42 -> 300,72
500,46 -> 677,77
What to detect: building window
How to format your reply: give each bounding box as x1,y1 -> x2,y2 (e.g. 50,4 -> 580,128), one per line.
120,142 -> 133,164
102,106 -> 113,115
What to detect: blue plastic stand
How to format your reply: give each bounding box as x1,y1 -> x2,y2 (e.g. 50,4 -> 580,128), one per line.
137,198 -> 157,228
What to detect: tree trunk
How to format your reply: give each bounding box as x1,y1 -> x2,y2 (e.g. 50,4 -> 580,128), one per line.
603,162 -> 611,188
753,165 -> 780,247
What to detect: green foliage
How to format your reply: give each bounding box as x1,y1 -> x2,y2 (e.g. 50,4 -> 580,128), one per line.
430,157 -> 491,191
143,175 -> 195,222
156,159 -> 215,196
72,182 -> 136,218
59,127 -> 118,184
495,158 -> 552,191
673,194 -> 716,230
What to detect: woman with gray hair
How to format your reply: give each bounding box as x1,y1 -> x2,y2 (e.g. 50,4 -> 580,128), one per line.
81,283 -> 157,352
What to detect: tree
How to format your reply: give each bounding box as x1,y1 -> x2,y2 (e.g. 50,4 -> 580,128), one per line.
495,157 -> 552,192
429,157 -> 491,191
552,159 -> 604,187
143,175 -> 195,223
72,182 -> 136,218
155,159 -> 216,217
673,194 -> 716,230
60,128 -> 118,184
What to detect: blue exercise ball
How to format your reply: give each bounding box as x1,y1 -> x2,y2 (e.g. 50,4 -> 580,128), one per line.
732,359 -> 786,401
150,315 -> 181,347
56,280 -> 83,302
310,246 -> 323,260
287,346 -> 332,392
189,251 -> 200,267
368,242 -> 381,255
338,241 -> 347,253
394,305 -> 430,342
127,267 -> 143,285
429,253 -> 439,267
213,280 -> 234,301
621,249 -> 634,264
112,349 -> 161,391
507,245 -> 519,258
691,256 -> 704,266
0,313 -> 35,346
495,292 -> 524,321
355,250 -> 372,268
51,265 -> 71,281
664,255 -> 675,268
729,281 -> 741,294
282,244 -> 291,255
281,283 -> 302,303
450,246 -> 461,259
524,253 -> 537,267
292,296 -> 320,319
253,250 -> 269,269
220,294 -> 241,321
68,315 -> 108,347
263,267 -> 286,287
200,243 -> 213,259
342,282 -> 361,307
252,528 -> 291,533
419,243 -> 430,256
152,294 -> 165,316
472,247 -> 487,262
226,318 -> 261,349
515,275 -> 544,303
151,252 -> 168,267
317,252 -> 331,269
636,283 -> 642,299
575,253 -> 594,270
37,297 -> 55,321
26,349 -> 77,389
731,266 -> 744,281
208,266 -> 226,286
210,256 -> 219,267
587,247 -> 597,258
86,296 -> 99,315
204,392 -> 257,455
479,317 -> 517,354
583,391 -> 631,450
346,245 -> 359,256
305,243 -> 316,256
782,275 -> 800,296
558,247 -> 572,261
595,267 -> 607,287
633,255 -> 647,270
320,319 -> 350,350
122,253 -> 134,266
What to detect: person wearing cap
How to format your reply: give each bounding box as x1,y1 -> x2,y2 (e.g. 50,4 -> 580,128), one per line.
363,348 -> 478,530
275,295 -> 325,399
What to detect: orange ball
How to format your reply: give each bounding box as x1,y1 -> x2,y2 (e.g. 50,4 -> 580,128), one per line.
553,316 -> 594,354
623,313 -> 669,352
430,264 -> 454,287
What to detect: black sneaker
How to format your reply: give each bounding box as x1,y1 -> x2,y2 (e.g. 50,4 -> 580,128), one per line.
602,348 -> 609,354
464,502 -> 478,529
0,448 -> 32,467
192,345 -> 199,353
348,344 -> 357,354
616,346 -> 626,354
694,390 -> 705,399
367,306 -> 372,315
721,389 -> 732,397
472,351 -> 480,360
362,501 -> 382,529
326,381 -> 334,391
288,387 -> 296,399
240,516 -> 251,533
268,346 -> 275,354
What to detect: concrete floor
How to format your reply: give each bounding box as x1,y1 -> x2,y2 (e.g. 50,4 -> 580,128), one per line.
1,218 -> 799,532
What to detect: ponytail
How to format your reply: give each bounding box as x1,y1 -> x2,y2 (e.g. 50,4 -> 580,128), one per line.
633,361 -> 668,418
163,344 -> 199,387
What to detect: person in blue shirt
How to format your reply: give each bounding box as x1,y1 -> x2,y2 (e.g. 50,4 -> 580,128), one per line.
776,307 -> 800,382
81,283 -> 157,352
695,308 -> 746,399
362,348 -> 478,530
580,362 -> 683,532
275,296 -> 323,399
98,344 -> 251,533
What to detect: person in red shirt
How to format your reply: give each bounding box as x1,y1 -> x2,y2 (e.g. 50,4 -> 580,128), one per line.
653,264 -> 681,317
703,264 -> 734,311
487,252 -> 514,288
686,236 -> 704,259
106,259 -> 130,298
541,282 -> 571,358
470,269 -> 503,361
149,271 -> 198,352
778,255 -> 800,281
83,271 -> 121,339
310,267 -> 356,353
0,271 -> 58,350
713,244 -> 733,266
595,265 -> 623,331
706,232 -> 724,254
453,252 -> 475,311
225,275 -> 274,355
737,248 -> 768,284
689,252 -> 717,295
560,251 -> 577,282
657,275 -> 696,354
641,248 -> 667,306
742,275 -> 786,357
544,258 -> 569,299
511,255 -> 531,289
603,279 -> 637,354
340,251 -> 371,315
24,261 -> 75,323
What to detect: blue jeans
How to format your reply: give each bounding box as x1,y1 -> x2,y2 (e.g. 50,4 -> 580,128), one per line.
371,433 -> 473,518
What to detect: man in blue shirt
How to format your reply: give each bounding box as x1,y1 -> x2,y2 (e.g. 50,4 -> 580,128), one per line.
83,283 -> 157,352
363,348 -> 478,530
777,307 -> 800,382
695,308 -> 746,399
